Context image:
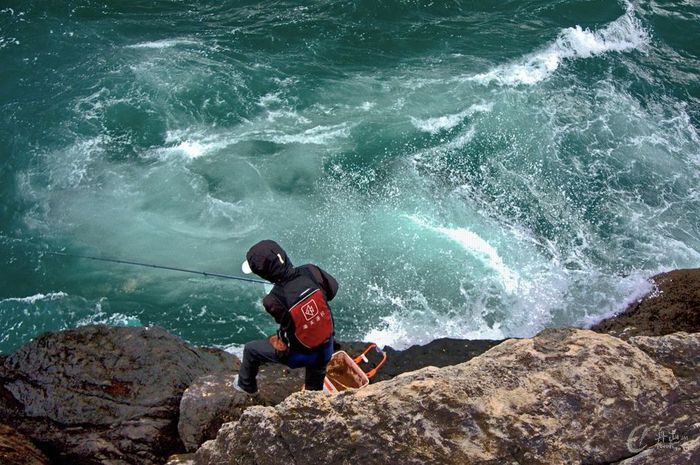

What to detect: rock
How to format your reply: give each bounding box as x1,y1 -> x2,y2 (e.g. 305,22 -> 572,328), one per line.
166,453 -> 195,465
617,427 -> 700,465
374,337 -> 503,382
587,269 -> 700,464
592,268 -> 700,337
0,325 -> 238,465
178,337 -> 501,452
629,332 -> 699,396
177,341 -> 363,453
195,329 -> 681,465
178,364 -> 304,451
619,332 -> 700,465
0,423 -> 50,465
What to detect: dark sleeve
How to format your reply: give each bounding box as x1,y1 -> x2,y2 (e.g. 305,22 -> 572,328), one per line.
262,293 -> 287,324
310,265 -> 339,301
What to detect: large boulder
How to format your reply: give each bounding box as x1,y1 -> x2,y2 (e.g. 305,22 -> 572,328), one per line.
0,423 -> 50,465
592,268 -> 700,337
178,365 -> 304,452
0,325 -> 238,465
194,329 -> 683,465
178,338 -> 501,452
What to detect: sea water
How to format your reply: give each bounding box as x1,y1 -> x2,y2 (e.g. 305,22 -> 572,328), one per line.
1,0 -> 699,354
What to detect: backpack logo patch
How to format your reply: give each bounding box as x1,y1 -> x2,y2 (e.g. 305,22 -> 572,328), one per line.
301,300 -> 319,321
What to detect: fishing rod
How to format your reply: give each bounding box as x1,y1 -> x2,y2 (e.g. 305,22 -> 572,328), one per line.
44,251 -> 269,285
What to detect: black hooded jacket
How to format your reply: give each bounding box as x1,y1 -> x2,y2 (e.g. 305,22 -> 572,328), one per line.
245,240 -> 339,351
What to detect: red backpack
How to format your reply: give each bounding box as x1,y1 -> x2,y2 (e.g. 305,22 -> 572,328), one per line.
288,288 -> 333,349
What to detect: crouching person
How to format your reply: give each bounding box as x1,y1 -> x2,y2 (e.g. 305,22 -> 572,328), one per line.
234,240 -> 338,394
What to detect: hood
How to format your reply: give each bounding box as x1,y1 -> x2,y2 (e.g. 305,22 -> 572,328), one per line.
244,240 -> 294,283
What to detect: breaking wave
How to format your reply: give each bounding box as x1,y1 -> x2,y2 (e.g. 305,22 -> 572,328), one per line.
469,4 -> 649,86
0,292 -> 68,305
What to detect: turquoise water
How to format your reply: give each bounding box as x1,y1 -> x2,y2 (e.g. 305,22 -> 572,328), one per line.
1,0 -> 699,354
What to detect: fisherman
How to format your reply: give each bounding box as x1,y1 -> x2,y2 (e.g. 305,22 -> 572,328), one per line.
233,240 -> 338,394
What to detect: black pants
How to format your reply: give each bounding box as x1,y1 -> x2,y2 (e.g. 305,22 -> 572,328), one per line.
238,338 -> 328,393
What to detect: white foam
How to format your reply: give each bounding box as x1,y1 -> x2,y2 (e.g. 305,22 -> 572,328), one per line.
38,136 -> 109,190
0,36 -> 20,49
258,92 -> 283,107
126,39 -> 199,49
410,126 -> 476,169
469,6 -> 649,86
175,140 -> 207,158
434,227 -> 519,294
255,90 -> 313,125
363,308 -> 507,350
578,271 -> 655,327
411,112 -> 464,134
221,343 -> 245,359
157,121 -> 351,159
407,216 -> 520,293
250,123 -> 352,145
75,300 -> 141,327
410,103 -> 493,134
363,314 -> 410,349
158,130 -> 231,159
264,110 -> 311,124
0,292 -> 68,305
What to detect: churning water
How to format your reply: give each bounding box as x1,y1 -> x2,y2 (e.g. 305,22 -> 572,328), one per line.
1,0 -> 699,353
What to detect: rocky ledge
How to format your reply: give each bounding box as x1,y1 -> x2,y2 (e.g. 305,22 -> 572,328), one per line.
591,268 -> 700,337
0,268 -> 698,465
196,329 -> 698,465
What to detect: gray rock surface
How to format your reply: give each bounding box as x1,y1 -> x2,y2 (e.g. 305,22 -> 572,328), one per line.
178,365 -> 304,451
194,329 -> 686,465
0,325 -> 238,465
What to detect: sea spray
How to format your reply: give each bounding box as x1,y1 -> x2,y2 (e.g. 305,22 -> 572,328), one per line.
1,0 -> 699,353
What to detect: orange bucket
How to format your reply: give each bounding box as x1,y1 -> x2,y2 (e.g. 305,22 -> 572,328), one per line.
323,351 -> 369,394
322,344 -> 387,394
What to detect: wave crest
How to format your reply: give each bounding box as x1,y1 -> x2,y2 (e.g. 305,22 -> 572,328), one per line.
469,6 -> 649,86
